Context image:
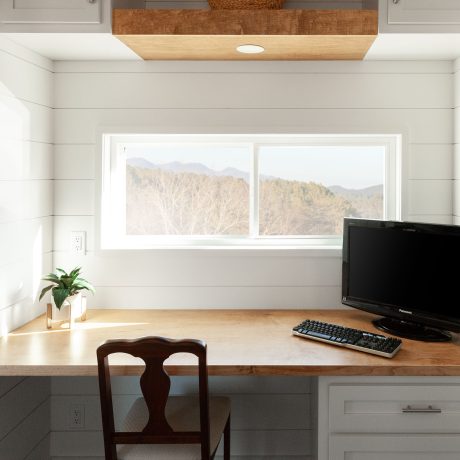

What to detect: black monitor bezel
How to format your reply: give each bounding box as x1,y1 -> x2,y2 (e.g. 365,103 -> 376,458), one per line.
342,218 -> 460,334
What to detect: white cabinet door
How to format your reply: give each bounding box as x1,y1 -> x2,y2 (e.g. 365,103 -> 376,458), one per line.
0,0 -> 101,24
388,0 -> 460,25
330,435 -> 460,460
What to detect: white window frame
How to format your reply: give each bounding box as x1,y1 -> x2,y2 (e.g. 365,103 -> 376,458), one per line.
99,133 -> 401,250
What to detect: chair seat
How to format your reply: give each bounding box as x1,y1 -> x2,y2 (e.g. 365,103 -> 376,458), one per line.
117,396 -> 231,460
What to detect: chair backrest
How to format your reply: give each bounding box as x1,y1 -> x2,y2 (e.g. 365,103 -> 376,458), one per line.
97,336 -> 210,460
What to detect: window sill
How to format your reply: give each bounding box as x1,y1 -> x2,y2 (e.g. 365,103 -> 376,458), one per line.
96,245 -> 343,258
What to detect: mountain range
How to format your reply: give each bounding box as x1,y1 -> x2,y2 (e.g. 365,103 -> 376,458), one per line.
328,184 -> 383,198
127,157 -> 383,196
127,157 -> 249,180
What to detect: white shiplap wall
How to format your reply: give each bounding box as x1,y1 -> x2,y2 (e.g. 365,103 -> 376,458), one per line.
53,60 -> 453,309
51,59 -> 454,459
51,375 -> 312,460
0,36 -> 53,334
0,36 -> 53,460
0,377 -> 50,459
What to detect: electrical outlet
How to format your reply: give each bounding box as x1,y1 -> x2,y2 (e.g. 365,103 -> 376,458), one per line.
70,231 -> 86,255
68,404 -> 85,429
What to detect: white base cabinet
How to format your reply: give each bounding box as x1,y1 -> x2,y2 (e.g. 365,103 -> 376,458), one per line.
316,376 -> 460,460
330,435 -> 460,460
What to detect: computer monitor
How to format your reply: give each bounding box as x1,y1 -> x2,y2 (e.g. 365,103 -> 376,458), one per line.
342,218 -> 460,342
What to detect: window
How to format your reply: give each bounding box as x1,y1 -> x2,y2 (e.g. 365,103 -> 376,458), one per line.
99,134 -> 400,249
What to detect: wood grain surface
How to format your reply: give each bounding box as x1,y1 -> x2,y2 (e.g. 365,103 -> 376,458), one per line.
1,309 -> 459,376
112,9 -> 377,60
112,9 -> 378,35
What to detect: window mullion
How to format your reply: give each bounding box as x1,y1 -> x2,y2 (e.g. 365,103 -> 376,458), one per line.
250,144 -> 259,238
112,143 -> 127,246
120,145 -> 127,241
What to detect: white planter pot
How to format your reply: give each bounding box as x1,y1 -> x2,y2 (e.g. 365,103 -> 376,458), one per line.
46,292 -> 87,329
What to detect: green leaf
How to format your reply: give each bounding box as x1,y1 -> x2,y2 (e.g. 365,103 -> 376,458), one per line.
42,274 -> 60,283
69,267 -> 81,279
39,285 -> 53,301
55,268 -> 68,276
60,276 -> 74,288
52,287 -> 70,310
73,278 -> 96,294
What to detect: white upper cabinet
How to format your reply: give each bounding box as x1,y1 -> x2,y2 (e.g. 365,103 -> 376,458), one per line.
380,0 -> 460,32
389,0 -> 460,25
0,0 -> 101,24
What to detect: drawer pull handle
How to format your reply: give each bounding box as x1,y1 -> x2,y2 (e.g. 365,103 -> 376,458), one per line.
402,405 -> 442,414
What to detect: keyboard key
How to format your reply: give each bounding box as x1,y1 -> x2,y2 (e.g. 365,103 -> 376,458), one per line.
306,331 -> 331,340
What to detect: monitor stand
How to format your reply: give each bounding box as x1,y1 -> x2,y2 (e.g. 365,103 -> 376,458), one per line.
372,317 -> 452,342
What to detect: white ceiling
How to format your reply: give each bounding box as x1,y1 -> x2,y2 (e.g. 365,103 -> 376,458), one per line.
4,32 -> 460,61
366,34 -> 460,60
3,33 -> 141,61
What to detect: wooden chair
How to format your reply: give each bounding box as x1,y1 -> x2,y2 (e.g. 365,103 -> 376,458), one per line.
97,336 -> 231,460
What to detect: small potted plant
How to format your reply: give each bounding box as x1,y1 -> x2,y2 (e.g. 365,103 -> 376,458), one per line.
39,267 -> 95,328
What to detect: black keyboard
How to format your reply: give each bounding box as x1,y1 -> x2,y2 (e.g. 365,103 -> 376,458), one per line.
292,319 -> 402,358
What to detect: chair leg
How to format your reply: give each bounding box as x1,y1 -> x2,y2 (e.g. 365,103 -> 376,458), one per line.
224,415 -> 231,460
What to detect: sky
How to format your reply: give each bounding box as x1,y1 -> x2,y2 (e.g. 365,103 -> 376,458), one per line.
259,146 -> 384,189
125,144 -> 384,190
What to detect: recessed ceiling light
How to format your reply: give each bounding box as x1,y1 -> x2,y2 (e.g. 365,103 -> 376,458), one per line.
236,44 -> 265,54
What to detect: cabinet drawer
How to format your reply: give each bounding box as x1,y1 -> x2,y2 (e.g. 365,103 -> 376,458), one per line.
329,384 -> 460,433
329,434 -> 460,460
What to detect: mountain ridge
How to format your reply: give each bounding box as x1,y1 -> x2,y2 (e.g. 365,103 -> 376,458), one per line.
127,157 -> 382,195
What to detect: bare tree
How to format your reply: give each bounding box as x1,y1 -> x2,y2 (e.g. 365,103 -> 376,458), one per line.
126,166 -> 382,237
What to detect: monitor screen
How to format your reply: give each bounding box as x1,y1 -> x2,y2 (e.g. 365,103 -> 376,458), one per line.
342,218 -> 460,340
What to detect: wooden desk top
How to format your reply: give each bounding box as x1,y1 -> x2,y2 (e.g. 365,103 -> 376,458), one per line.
1,309 -> 459,377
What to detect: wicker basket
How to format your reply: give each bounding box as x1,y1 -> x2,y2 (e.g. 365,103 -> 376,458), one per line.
208,0 -> 284,9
